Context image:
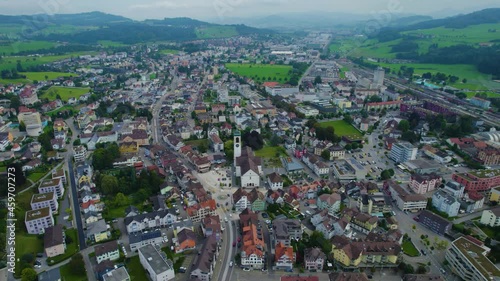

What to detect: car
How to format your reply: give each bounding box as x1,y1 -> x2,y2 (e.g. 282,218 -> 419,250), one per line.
34,265 -> 41,269
232,242 -> 236,247
304,202 -> 309,207
225,217 -> 229,223
421,249 -> 427,255
217,203 -> 220,207
36,253 -> 43,258
243,268 -> 251,272
227,194 -> 230,197
229,261 -> 233,267
179,267 -> 186,273
262,213 -> 269,218
225,202 -> 229,206
183,205 -> 187,210
265,219 -> 271,224
229,213 -> 232,217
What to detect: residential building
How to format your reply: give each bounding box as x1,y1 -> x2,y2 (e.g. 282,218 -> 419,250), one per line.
365,100 -> 401,111
302,153 -> 329,176
240,210 -> 265,269
52,168 -> 66,184
418,210 -> 451,235
19,87 -> 39,105
317,193 -> 342,215
296,106 -> 319,117
304,247 -> 326,272
39,178 -> 64,199
443,180 -> 465,198
186,199 -> 216,223
384,180 -> 427,212
138,244 -> 175,281
282,277 -> 319,281
329,272 -> 369,281
102,267 -> 131,281
0,132 -> 13,151
190,235 -> 219,281
95,241 -> 120,264
209,133 -> 224,153
124,210 -> 177,233
446,236 -> 500,281
44,225 -> 66,258
175,228 -> 197,253
452,169 -> 500,192
327,146 -> 346,160
389,142 -> 417,163
480,207 -> 500,227
409,173 -> 442,194
273,219 -> 302,247
275,242 -> 295,271
31,191 -> 59,212
86,219 -> 110,242
332,236 -> 401,268
201,215 -> 221,240
357,193 -> 391,215
18,109 -> 42,136
129,230 -> 163,252
25,207 -> 53,234
432,190 -> 461,217
267,172 -> 283,190
490,187 -> 500,202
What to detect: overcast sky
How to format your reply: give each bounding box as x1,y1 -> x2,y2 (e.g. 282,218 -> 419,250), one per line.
0,0 -> 498,21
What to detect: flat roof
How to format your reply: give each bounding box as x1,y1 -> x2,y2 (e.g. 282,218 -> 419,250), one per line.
138,244 -> 173,275
467,169 -> 500,179
31,192 -> 56,203
453,236 -> 500,278
39,178 -> 61,188
102,267 -> 130,281
25,207 -> 51,221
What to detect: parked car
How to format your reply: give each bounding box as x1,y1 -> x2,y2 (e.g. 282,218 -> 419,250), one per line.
229,261 -> 233,267
243,268 -> 251,272
179,267 -> 186,273
232,242 -> 236,247
262,213 -> 269,218
36,253 -> 43,258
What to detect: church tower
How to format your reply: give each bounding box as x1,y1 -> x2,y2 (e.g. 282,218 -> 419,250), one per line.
234,130 -> 242,160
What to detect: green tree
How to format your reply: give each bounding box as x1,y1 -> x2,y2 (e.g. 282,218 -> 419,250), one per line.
321,150 -> 330,161
113,193 -> 130,207
19,121 -> 26,132
100,174 -> 119,195
398,120 -> 410,133
10,95 -> 21,112
21,268 -> 37,281
69,253 -> 85,276
314,76 -> 322,85
198,142 -> 208,153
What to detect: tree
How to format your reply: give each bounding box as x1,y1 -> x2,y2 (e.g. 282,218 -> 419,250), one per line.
321,150 -> 330,161
314,76 -> 322,85
381,169 -> 393,180
100,174 -> 119,195
21,268 -> 37,281
416,265 -> 427,274
198,142 -> 208,153
398,120 -> 410,133
19,121 -> 26,132
69,253 -> 85,275
10,95 -> 21,112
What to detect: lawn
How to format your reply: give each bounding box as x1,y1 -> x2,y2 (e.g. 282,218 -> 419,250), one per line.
195,26 -> 238,39
0,53 -> 91,72
97,40 -> 128,47
27,172 -> 45,183
40,86 -> 90,102
46,105 -> 80,118
255,146 -> 286,158
127,256 -> 148,281
465,91 -> 500,98
402,240 -> 420,257
22,72 -> 76,81
319,120 -> 363,139
102,203 -> 129,221
14,233 -> 44,276
60,262 -> 87,281
47,228 -> 79,265
185,139 -> 209,148
159,49 -> 179,55
0,40 -> 55,55
225,63 -> 293,83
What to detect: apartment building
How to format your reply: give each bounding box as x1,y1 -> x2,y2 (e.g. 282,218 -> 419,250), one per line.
139,244 -> 175,281
480,207 -> 500,227
38,178 -> 64,199
332,236 -> 401,268
389,142 -> 417,163
73,145 -> 88,162
452,169 -> 500,192
95,241 -> 120,264
272,219 -> 302,247
304,247 -> 326,272
44,225 -> 66,258
25,207 -> 54,234
190,235 -> 219,281
446,236 -> 500,281
31,191 -> 59,212
409,173 -> 442,194
384,180 -> 427,212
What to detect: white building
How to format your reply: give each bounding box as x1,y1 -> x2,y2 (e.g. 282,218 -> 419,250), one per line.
73,145 -> 87,162
296,106 -> 319,117
38,178 -> 64,199
267,172 -> 283,190
373,67 -> 385,88
124,210 -> 177,234
389,142 -> 417,163
95,241 -> 120,264
480,207 -> 500,227
384,180 -> 427,212
139,244 -> 175,281
25,207 -> 54,234
31,191 -> 59,213
432,190 -> 461,217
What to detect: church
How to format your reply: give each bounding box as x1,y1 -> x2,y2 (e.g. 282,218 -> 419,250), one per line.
234,130 -> 263,188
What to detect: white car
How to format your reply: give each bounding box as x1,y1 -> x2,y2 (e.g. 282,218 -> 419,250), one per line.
229,261 -> 233,267
243,268 -> 251,271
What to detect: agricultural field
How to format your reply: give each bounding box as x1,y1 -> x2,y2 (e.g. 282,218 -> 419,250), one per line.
97,40 -> 128,47
0,53 -> 90,72
23,71 -> 76,81
195,26 -> 238,39
225,63 -> 292,83
0,40 -> 55,55
41,86 -> 90,102
319,120 -> 363,139
159,49 -> 179,55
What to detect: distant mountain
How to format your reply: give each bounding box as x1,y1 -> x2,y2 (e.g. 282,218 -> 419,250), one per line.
0,12 -> 271,45
401,8 -> 500,31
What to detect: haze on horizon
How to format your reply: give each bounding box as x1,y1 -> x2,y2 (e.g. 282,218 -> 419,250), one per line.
0,0 -> 498,21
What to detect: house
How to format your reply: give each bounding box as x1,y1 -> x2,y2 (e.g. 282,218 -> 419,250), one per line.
331,236 -> 401,268
37,268 -> 62,281
86,219 -> 110,243
409,173 -> 442,194
317,193 -> 342,215
327,146 -> 346,160
31,191 -> 59,213
149,195 -> 167,211
138,244 -> 175,281
19,86 -> 39,105
175,228 -> 197,253
102,267 -> 131,281
120,129 -> 149,146
480,207 -> 500,227
273,219 -> 302,246
129,229 -> 163,252
432,190 -> 461,218
240,209 -> 265,269
267,172 -> 283,190
38,179 -> 64,199
73,145 -> 87,162
95,240 -> 120,264
0,131 -> 13,151
25,207 -> 54,234
84,212 -> 101,225
232,188 -> 266,212
275,242 -> 295,271
201,215 -> 221,240
304,247 -> 326,272
186,199 -> 216,223
190,234 -> 219,281
44,225 -> 66,258
50,138 -> 65,150
302,153 -> 329,176
209,133 -> 224,153
22,159 -> 42,171
418,210 -> 451,235
124,210 -> 177,233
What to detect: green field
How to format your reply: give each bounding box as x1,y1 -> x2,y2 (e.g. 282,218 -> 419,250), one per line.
0,40 -> 56,55
402,240 -> 420,257
27,172 -> 45,183
319,120 -> 362,139
466,92 -> 500,98
0,53 -> 90,72
225,63 -> 292,83
159,49 -> 179,55
41,86 -> 90,102
127,256 -> 148,281
195,26 -> 238,39
255,146 -> 287,158
0,71 -> 74,84
97,40 -> 128,47
15,233 -> 44,276
60,262 -> 87,281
